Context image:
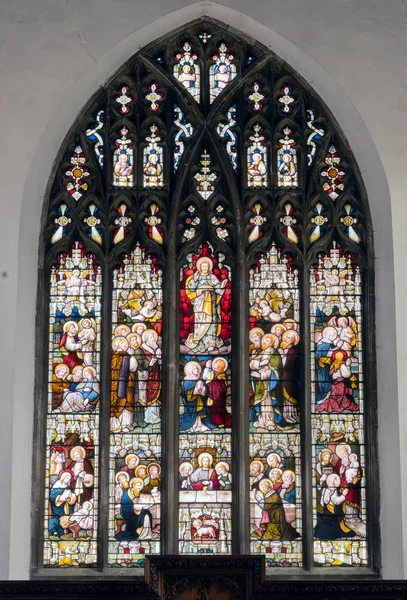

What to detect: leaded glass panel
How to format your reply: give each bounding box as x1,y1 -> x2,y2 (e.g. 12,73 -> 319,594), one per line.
37,17 -> 376,575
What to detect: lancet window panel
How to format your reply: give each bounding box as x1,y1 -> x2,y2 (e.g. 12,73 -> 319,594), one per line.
34,17 -> 378,577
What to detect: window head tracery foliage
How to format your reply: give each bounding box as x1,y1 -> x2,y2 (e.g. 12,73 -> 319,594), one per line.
39,17 -> 375,573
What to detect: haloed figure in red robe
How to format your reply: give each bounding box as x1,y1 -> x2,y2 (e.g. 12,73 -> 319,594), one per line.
206,357 -> 232,429
60,320 -> 84,368
189,452 -> 220,491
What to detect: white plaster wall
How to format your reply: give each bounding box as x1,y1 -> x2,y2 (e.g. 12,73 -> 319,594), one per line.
0,0 -> 406,580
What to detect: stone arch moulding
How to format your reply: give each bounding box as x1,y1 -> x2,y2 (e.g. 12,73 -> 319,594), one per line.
9,1 -> 401,580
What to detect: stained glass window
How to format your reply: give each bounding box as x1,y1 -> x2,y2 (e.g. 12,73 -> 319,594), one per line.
37,18 -> 377,575
249,245 -> 302,566
311,243 -> 367,566
45,243 -> 101,567
109,245 -> 162,565
179,245 -> 232,553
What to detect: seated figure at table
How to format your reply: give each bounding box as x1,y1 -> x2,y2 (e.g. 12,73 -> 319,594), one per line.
190,452 -> 220,491
215,462 -> 232,490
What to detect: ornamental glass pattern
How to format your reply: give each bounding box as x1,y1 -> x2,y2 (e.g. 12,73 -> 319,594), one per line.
37,18 -> 375,573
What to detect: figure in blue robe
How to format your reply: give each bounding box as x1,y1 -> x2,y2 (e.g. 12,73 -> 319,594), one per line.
315,339 -> 335,403
179,376 -> 216,432
48,484 -> 75,538
75,378 -> 99,404
250,348 -> 283,429
282,485 -> 296,504
115,490 -> 153,541
314,498 -> 356,541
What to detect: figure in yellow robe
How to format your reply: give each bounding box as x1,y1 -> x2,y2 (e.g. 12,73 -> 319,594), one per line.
185,257 -> 228,353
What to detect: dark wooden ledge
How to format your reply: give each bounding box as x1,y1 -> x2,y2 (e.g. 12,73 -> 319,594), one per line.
1,579 -> 407,599
2,557 -> 406,599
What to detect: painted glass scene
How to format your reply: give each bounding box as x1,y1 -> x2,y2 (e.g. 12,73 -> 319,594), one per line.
249,244 -> 302,566
277,127 -> 298,188
113,127 -> 134,188
247,124 -> 268,187
179,244 -> 232,554
174,42 -> 200,102
143,125 -> 164,188
209,42 -> 236,103
311,242 -> 367,566
109,244 -> 162,566
40,19 -> 373,573
44,242 -> 101,567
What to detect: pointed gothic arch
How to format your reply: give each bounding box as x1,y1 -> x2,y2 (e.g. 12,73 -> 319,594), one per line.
32,16 -> 379,577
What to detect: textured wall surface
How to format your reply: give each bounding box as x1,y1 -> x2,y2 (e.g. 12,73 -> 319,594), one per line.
0,0 -> 406,579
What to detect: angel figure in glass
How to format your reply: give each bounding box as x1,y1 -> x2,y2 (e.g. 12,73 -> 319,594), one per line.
174,42 -> 200,102
209,43 -> 236,103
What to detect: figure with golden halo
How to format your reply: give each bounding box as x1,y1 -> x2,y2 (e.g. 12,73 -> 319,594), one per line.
180,361 -> 216,432
141,328 -> 162,425
280,329 -> 301,423
279,470 -> 296,504
205,356 -> 232,428
121,453 -> 140,479
114,470 -> 130,505
214,462 -> 232,490
74,365 -> 99,406
247,151 -> 267,187
110,336 -> 137,432
59,320 -> 84,368
316,349 -> 359,413
77,317 -> 96,367
142,463 -> 161,494
65,446 -> 94,508
264,452 -> 282,478
249,459 -> 265,491
250,333 -> 283,430
115,477 -> 154,541
118,287 -> 146,320
185,256 -> 228,353
48,469 -> 77,540
251,478 -> 300,542
190,452 -> 220,491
